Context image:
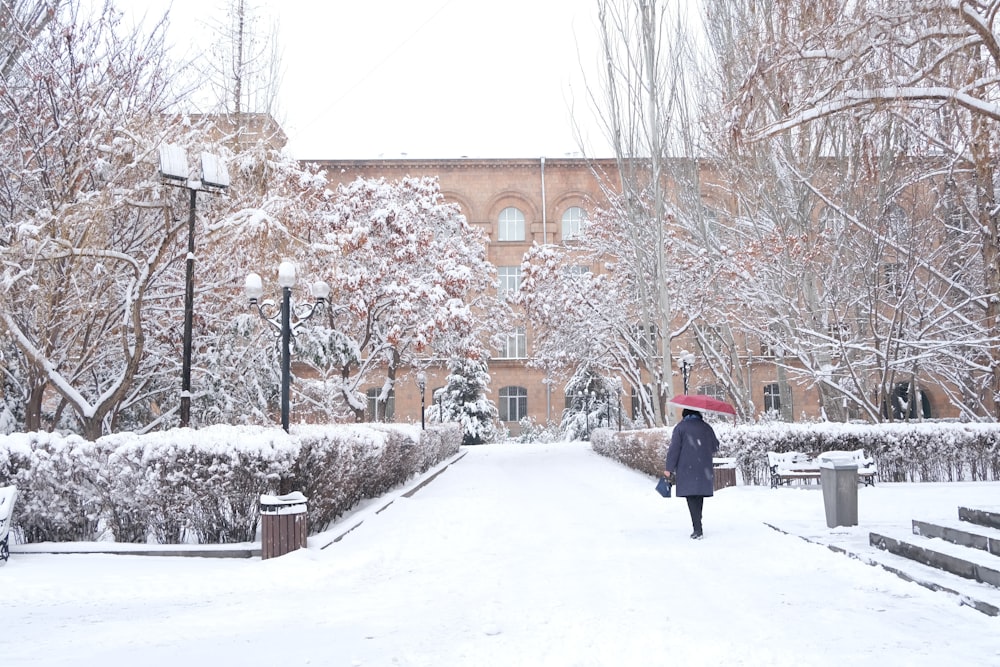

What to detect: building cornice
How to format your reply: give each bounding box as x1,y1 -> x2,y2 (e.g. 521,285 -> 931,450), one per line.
303,157 -> 621,170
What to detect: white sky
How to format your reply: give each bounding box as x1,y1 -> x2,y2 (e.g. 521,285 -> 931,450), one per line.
127,0 -> 611,160
6,440 -> 1000,665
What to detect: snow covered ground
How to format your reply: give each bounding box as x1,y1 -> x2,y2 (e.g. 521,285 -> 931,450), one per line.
4,441 -> 999,666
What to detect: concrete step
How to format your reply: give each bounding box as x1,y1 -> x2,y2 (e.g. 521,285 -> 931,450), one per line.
912,519 -> 1000,557
870,530 -> 1000,589
851,535 -> 1000,617
960,506 -> 1000,531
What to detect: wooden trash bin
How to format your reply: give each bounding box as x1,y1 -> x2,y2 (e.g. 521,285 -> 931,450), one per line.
713,458 -> 737,491
260,491 -> 308,560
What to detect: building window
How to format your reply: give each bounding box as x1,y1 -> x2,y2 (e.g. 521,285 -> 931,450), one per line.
498,207 -> 525,241
562,206 -> 586,241
497,265 -> 522,296
763,383 -> 781,414
884,382 -> 932,420
632,324 -> 659,357
366,387 -> 395,422
819,206 -> 847,237
498,326 -> 527,359
630,385 -> 652,423
881,262 -> 903,295
564,264 -> 591,277
760,323 -> 784,357
499,386 -> 528,422
697,384 -> 727,402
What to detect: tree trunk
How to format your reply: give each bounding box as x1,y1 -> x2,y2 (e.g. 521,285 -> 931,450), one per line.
24,377 -> 45,432
972,144 -> 1000,420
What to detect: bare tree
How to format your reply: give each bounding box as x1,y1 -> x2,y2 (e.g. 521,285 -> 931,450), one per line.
731,0 -> 1000,420
0,0 -> 61,79
202,0 -> 282,119
569,0 -> 711,426
0,1 -> 191,438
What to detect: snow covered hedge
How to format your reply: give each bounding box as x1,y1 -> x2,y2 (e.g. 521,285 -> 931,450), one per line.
0,423 -> 461,544
592,422 -> 1000,486
590,428 -> 670,478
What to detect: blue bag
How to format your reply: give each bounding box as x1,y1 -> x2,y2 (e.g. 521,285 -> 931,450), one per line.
655,476 -> 672,498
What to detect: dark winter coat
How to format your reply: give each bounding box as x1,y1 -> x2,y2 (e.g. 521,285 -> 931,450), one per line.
665,413 -> 720,497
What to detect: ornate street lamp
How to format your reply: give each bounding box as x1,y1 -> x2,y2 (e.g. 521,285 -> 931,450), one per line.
679,351 -> 695,395
244,261 -> 330,432
416,371 -> 426,430
159,144 -> 230,428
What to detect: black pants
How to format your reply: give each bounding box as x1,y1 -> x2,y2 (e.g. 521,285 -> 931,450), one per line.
686,495 -> 705,533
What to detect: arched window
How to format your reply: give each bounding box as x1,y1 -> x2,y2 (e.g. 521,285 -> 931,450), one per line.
561,206 -> 586,241
498,207 -> 525,241
883,383 -> 932,420
499,386 -> 528,422
366,387 -> 395,422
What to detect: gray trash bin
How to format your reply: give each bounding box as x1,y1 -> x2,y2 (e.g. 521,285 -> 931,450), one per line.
820,459 -> 858,528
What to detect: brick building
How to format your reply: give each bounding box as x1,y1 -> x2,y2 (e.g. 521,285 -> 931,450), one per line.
314,157 -> 615,431
311,156 -> 955,429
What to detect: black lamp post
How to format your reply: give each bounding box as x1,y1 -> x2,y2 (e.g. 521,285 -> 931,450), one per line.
416,371 -> 426,430
158,145 -> 229,428
245,261 -> 329,432
680,351 -> 695,395
617,385 -> 622,431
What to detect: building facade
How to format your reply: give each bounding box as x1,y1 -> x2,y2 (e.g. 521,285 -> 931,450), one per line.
312,157 -> 957,429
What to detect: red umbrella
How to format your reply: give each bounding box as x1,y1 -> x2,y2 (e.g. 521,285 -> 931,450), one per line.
668,393 -> 737,417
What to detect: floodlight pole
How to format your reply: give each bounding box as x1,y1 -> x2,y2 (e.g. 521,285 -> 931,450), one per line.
181,186 -> 198,427
158,145 -> 229,429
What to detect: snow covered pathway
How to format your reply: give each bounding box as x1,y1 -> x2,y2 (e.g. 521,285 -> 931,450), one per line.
3,441 -> 999,666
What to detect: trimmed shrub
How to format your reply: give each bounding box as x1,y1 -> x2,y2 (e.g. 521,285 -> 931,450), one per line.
593,422 -> 1000,486
0,422 -> 460,545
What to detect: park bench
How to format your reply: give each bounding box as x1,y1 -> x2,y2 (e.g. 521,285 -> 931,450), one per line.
815,449 -> 878,487
0,485 -> 17,562
767,451 -> 821,488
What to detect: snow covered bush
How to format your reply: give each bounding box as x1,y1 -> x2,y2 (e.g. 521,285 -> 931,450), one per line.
591,428 -> 668,477
410,422 -> 463,472
0,432 -> 103,542
715,422 -> 1000,485
0,423 -> 460,544
507,417 -> 562,444
289,425 -> 408,531
593,422 -> 1000,485
130,427 -> 297,544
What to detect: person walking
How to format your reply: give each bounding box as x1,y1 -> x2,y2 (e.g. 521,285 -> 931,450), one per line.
664,408 -> 720,539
